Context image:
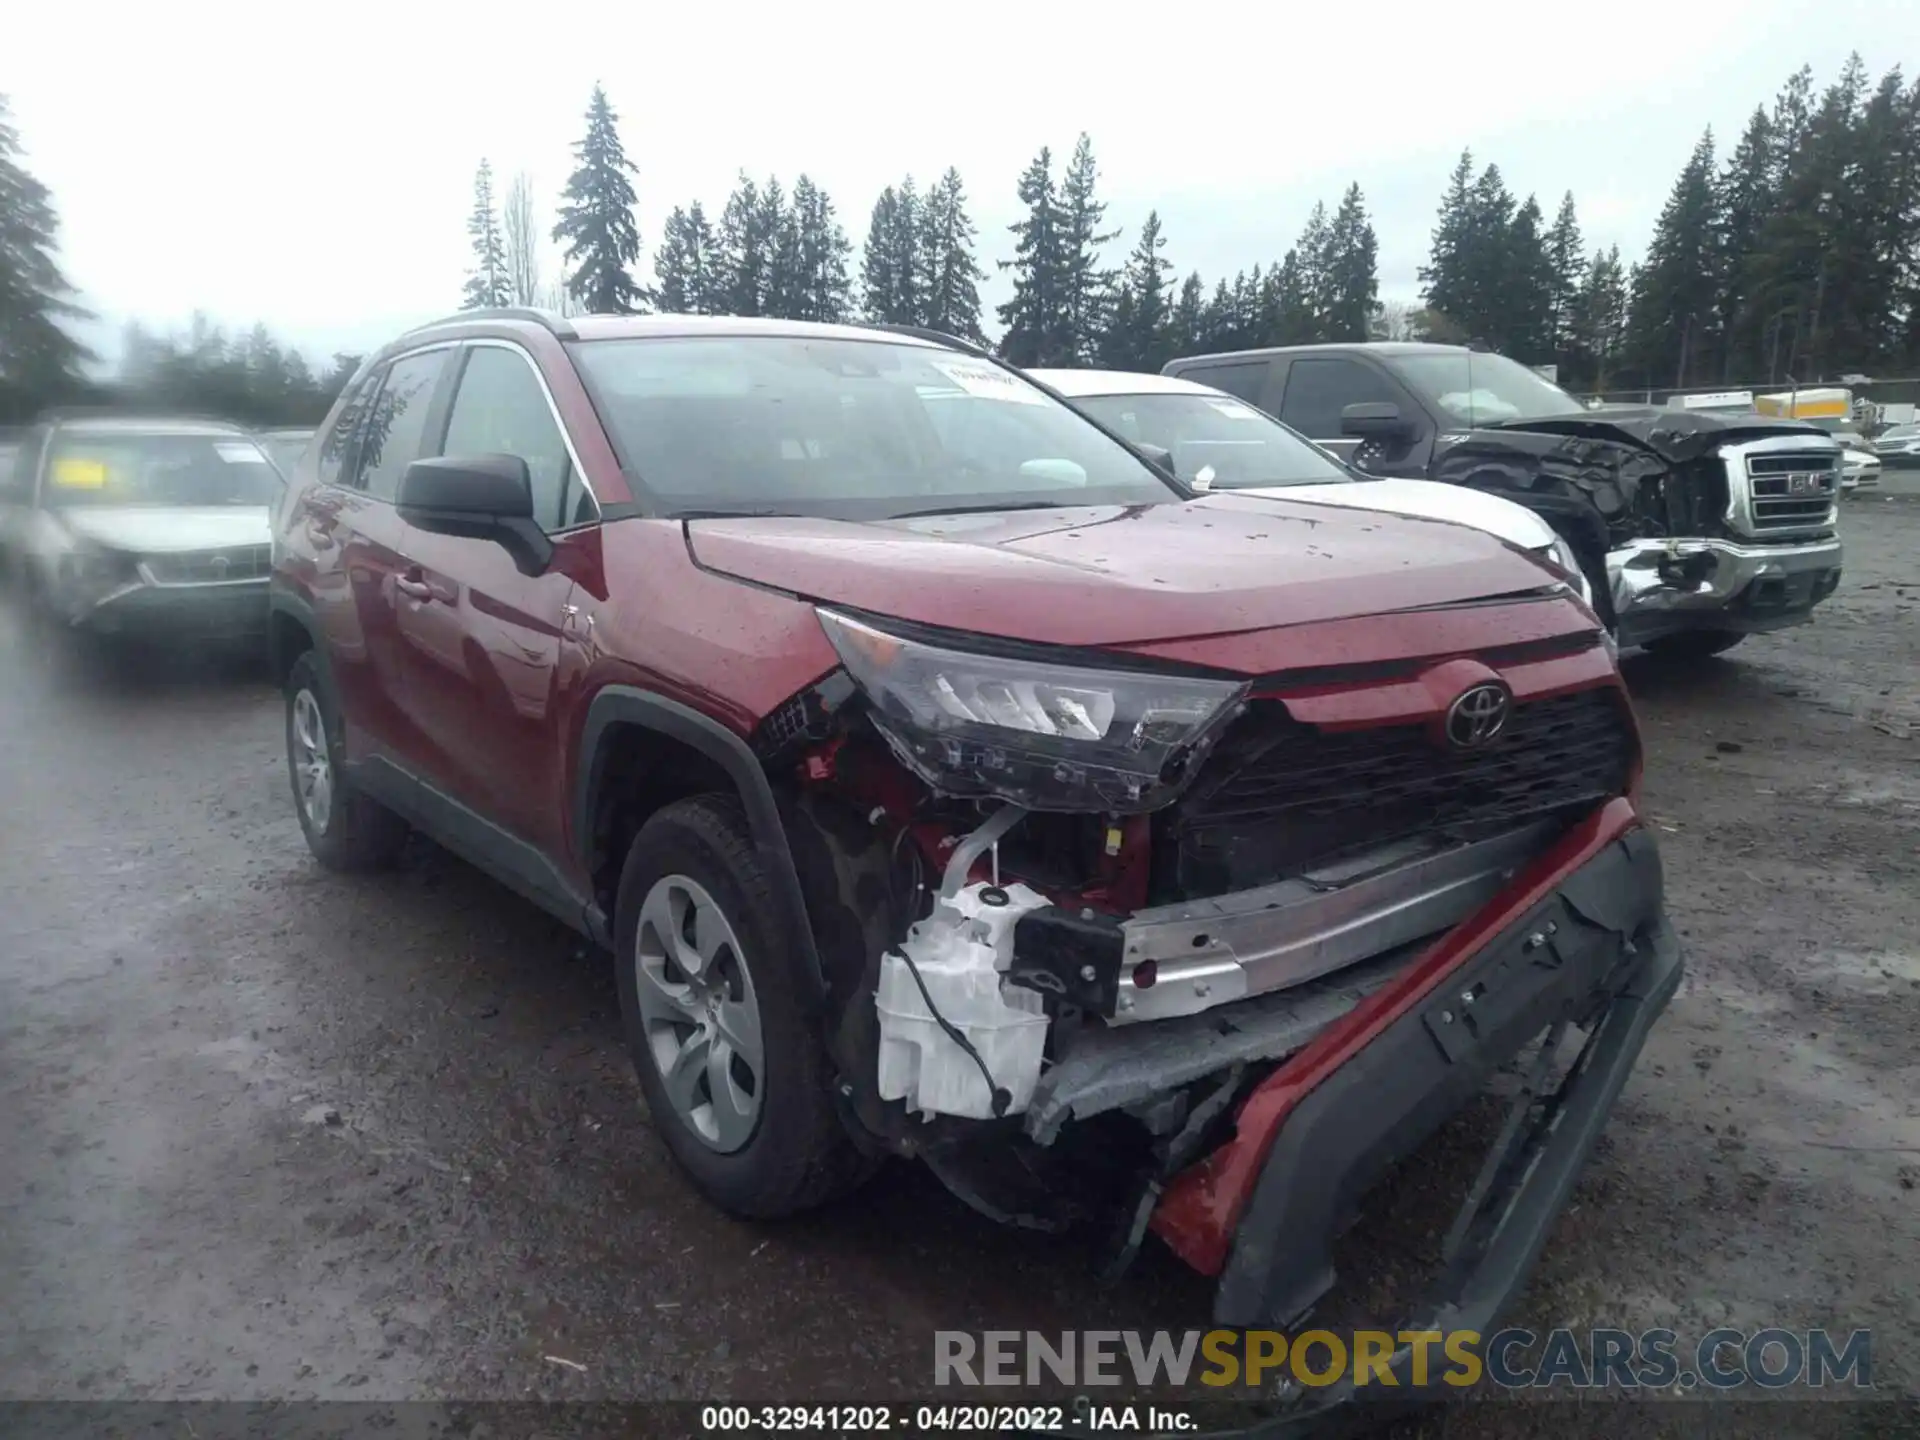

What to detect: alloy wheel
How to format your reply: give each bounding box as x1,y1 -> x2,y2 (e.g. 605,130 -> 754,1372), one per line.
632,874 -> 765,1153
291,687 -> 333,833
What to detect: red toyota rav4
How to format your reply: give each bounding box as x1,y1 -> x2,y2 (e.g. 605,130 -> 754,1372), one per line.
269,310 -> 1681,1409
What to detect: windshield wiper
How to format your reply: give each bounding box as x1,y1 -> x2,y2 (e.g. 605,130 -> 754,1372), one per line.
888,500 -> 1080,520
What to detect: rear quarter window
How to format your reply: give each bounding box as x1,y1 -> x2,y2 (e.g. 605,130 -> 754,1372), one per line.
316,371 -> 378,490
1166,359 -> 1272,408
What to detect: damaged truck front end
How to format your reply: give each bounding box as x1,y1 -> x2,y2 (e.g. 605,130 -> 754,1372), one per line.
1428,405 -> 1844,654
755,580 -> 1681,1378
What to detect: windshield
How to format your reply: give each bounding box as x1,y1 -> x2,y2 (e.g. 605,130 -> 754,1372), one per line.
43,432 -> 283,509
1880,424 -> 1918,440
1068,391 -> 1350,490
568,336 -> 1180,518
259,432 -> 312,475
1389,352 -> 1587,427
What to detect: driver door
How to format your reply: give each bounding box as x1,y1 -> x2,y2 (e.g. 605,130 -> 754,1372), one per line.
388,342 -> 587,860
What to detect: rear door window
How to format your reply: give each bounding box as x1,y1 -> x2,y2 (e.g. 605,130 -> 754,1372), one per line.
354,350 -> 452,500
1278,357 -> 1403,440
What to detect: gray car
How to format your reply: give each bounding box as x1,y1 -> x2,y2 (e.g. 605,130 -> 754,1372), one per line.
0,412 -> 282,650
256,426 -> 316,478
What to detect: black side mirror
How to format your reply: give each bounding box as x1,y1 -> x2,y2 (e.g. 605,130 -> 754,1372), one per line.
397,454 -> 553,575
1340,402 -> 1412,441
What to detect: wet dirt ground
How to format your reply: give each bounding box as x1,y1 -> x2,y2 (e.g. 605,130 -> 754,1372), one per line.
2,501 -> 1916,1435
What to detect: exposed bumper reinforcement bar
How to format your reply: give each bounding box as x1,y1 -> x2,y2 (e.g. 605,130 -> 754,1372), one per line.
1112,823 -> 1556,1024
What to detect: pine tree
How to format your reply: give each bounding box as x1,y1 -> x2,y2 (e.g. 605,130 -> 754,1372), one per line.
1268,251 -> 1312,345
1572,246 -> 1630,390
997,148 -> 1071,365
1293,203 -> 1333,337
860,180 -> 920,324
1861,69 -> 1920,366
1199,277 -> 1234,351
783,175 -> 853,323
654,202 -> 719,314
758,178 -> 798,318
1544,193 -> 1585,366
715,174 -> 768,316
1712,107 -> 1777,379
916,168 -> 986,343
1168,272 -> 1206,357
1624,130 -> 1721,386
0,93 -> 92,414
1465,164 -> 1519,346
1418,152 -> 1478,339
552,84 -> 644,315
1058,135 -> 1120,364
461,160 -> 511,310
1504,195 -> 1556,361
1320,185 -> 1380,343
1098,212 -> 1174,370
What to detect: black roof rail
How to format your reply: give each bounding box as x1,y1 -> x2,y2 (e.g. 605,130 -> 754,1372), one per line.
857,322 -> 995,360
402,306 -> 577,340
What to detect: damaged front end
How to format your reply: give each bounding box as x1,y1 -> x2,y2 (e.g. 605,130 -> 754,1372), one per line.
1428,410 -> 1844,648
758,596 -> 1677,1358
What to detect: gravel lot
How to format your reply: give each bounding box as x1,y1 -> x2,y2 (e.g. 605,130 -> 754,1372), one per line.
2,501 -> 1916,1432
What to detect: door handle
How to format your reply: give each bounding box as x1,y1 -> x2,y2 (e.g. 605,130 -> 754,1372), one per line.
395,573 -> 433,602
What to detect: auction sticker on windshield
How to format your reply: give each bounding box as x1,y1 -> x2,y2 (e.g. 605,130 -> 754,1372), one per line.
214,442 -> 269,465
933,360 -> 1048,405
51,457 -> 108,490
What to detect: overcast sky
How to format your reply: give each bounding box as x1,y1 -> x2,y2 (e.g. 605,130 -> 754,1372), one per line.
5,0 -> 1909,368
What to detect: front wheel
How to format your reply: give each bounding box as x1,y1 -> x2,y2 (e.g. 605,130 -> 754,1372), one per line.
285,650 -> 408,870
614,794 -> 871,1218
1641,631 -> 1746,660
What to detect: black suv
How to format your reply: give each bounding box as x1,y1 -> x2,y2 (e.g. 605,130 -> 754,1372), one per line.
1163,342 -> 1847,657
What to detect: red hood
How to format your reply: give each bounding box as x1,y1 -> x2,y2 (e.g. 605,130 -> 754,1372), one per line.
686,493 -> 1557,647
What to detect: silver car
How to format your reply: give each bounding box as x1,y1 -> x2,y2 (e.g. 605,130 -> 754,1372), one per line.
0,412 -> 282,650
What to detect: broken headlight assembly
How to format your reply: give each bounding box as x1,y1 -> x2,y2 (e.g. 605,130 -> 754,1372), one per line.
55,542 -> 140,597
817,608 -> 1248,813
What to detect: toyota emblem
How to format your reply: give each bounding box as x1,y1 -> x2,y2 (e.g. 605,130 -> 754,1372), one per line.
1445,683 -> 1512,749
209,553 -> 232,578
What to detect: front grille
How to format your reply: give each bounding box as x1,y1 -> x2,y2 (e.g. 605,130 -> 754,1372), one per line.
1163,687 -> 1635,899
143,545 -> 272,584
1744,452 -> 1837,532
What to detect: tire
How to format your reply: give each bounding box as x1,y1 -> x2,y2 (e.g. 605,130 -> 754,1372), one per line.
614,794 -> 869,1218
285,649 -> 408,870
1641,631 -> 1746,660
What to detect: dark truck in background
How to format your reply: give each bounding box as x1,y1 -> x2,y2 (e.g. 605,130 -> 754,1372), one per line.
1163,343 -> 1845,659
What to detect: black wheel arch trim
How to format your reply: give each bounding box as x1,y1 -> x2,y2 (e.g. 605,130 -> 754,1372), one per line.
267,588 -> 324,680
574,685 -> 829,1007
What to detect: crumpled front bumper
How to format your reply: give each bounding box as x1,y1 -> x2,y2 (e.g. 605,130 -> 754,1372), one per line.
60,577 -> 270,641
1144,800 -> 1680,1431
1608,534 -> 1842,648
